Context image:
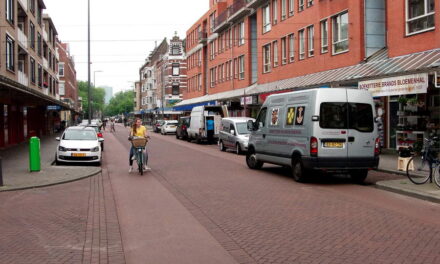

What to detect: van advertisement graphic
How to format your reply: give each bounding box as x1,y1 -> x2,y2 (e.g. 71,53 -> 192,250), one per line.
271,108 -> 280,126
286,107 -> 296,126
295,106 -> 305,126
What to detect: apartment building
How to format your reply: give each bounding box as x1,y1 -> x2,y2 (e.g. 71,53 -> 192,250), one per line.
178,0 -> 439,149
57,40 -> 79,125
134,81 -> 141,112
0,0 -> 70,148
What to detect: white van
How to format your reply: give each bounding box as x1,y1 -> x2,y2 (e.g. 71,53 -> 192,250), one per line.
187,105 -> 226,143
246,88 -> 380,183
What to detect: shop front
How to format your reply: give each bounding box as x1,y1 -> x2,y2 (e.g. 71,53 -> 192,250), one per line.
359,73 -> 440,152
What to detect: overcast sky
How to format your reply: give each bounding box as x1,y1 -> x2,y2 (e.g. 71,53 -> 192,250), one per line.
43,0 -> 208,95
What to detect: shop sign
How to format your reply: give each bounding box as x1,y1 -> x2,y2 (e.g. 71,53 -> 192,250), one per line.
47,105 -> 61,111
240,96 -> 258,105
359,73 -> 428,97
259,90 -> 290,103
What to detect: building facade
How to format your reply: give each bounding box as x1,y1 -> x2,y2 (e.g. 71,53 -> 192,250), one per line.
0,0 -> 70,148
178,0 -> 439,150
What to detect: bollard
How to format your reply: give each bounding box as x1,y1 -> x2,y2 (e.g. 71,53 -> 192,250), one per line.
29,137 -> 41,172
0,156 -> 3,187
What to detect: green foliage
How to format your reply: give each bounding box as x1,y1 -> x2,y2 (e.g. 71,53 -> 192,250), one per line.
104,90 -> 134,117
78,81 -> 106,118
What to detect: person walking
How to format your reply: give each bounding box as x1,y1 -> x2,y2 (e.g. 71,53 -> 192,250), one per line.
206,117 -> 215,144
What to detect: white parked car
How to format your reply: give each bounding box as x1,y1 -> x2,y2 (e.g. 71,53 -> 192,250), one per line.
161,120 -> 178,135
55,126 -> 104,165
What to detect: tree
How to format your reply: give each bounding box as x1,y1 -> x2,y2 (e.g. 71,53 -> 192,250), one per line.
78,81 -> 106,119
104,90 -> 134,117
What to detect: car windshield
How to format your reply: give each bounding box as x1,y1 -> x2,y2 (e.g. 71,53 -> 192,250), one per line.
87,126 -> 99,132
63,130 -> 97,140
236,123 -> 250,134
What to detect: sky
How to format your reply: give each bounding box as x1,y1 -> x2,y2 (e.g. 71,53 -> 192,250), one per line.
43,0 -> 208,95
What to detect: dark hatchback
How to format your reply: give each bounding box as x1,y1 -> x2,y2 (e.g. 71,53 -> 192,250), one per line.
176,116 -> 191,140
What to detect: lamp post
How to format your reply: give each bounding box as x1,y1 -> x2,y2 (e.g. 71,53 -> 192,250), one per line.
87,0 -> 91,124
92,70 -> 103,119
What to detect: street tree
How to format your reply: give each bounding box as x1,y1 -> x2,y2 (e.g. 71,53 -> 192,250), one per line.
104,90 -> 134,117
78,81 -> 106,119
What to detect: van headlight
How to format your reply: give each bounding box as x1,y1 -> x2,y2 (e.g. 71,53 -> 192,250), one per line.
91,146 -> 100,152
58,146 -> 67,152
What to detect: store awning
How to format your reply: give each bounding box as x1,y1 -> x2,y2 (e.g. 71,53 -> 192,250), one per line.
248,48 -> 440,95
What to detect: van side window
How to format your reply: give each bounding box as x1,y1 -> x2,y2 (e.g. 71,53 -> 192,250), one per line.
256,108 -> 268,128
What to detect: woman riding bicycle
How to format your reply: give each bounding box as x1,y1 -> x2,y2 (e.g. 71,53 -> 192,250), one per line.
129,118 -> 150,173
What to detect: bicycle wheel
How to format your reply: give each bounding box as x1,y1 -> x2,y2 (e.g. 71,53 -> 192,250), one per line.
407,156 -> 431,184
138,152 -> 143,175
432,164 -> 440,188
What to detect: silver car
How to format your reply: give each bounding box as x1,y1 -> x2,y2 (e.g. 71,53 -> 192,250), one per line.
218,117 -> 255,154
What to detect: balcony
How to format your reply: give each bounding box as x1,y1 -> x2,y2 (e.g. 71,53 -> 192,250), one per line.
18,0 -> 28,11
213,0 -> 252,33
246,0 -> 267,9
17,28 -> 28,49
18,71 -> 29,87
198,30 -> 208,44
43,87 -> 49,95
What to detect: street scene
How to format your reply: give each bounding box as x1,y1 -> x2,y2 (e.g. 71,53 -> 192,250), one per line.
1,0 -> 440,263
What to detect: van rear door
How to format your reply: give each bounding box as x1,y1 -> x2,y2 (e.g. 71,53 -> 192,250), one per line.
346,90 -> 376,163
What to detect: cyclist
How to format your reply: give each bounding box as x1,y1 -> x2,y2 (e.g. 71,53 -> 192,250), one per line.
128,118 -> 150,173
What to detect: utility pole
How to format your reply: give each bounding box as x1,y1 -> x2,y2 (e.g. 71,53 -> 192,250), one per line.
87,0 -> 91,124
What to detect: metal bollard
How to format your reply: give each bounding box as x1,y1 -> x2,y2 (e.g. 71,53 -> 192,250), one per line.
0,156 -> 3,187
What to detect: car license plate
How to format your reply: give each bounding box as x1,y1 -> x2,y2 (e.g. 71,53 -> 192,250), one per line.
170,126 -> 176,128
72,153 -> 86,157
323,142 -> 343,148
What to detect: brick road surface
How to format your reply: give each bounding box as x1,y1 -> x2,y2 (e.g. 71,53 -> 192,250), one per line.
0,168 -> 125,263
112,129 -> 440,264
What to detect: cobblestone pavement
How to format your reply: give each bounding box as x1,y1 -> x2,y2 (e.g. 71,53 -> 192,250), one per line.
136,132 -> 440,264
0,167 -> 125,264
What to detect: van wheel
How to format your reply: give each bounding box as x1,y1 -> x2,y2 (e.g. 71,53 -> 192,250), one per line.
187,135 -> 192,142
350,170 -> 368,184
246,150 -> 263,169
176,133 -> 179,139
219,141 -> 226,151
292,158 -> 307,182
236,144 -> 242,155
196,135 -> 201,144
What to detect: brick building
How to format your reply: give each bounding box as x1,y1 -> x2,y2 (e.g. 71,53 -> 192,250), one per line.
177,0 -> 439,150
57,40 -> 79,124
0,0 -> 71,148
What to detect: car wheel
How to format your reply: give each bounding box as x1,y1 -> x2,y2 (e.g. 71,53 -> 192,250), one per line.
350,170 -> 368,184
291,158 -> 307,182
196,134 -> 201,144
219,140 -> 226,151
101,143 -> 104,152
186,135 -> 192,142
176,133 -> 180,139
236,144 -> 242,155
246,149 -> 263,169
55,153 -> 60,165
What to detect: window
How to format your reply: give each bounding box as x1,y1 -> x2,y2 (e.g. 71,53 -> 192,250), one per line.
239,21 -> 245,45
307,25 -> 314,57
263,5 -> 271,33
299,29 -> 305,60
210,68 -> 215,87
281,0 -> 287,20
58,63 -> 65,76
406,0 -> 435,35
30,58 -> 36,83
332,12 -> 349,54
172,63 -> 180,76
281,37 -> 287,64
172,85 -> 180,95
198,74 -> 202,91
30,0 -> 35,14
273,0 -> 278,24
209,12 -> 216,33
288,34 -> 295,62
263,44 -> 271,73
37,33 -> 42,57
298,0 -> 304,12
30,23 -> 35,50
238,55 -> 245,80
59,82 -> 65,96
273,41 -> 279,67
307,0 -> 313,8
320,103 -> 373,132
289,0 -> 294,15
256,108 -> 268,128
320,19 -> 328,53
6,0 -> 14,24
38,64 -> 42,87
6,35 -> 15,72
234,58 -> 238,79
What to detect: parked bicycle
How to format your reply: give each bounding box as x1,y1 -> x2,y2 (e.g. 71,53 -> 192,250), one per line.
130,136 -> 149,175
406,137 -> 440,187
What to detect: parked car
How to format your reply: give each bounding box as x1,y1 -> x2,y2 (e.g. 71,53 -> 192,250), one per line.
82,124 -> 104,151
154,120 -> 165,133
161,120 -> 178,135
55,126 -> 104,165
246,88 -> 380,183
219,117 -> 255,154
176,116 -> 191,140
187,105 -> 226,143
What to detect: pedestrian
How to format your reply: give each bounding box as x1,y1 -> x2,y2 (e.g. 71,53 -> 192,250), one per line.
110,118 -> 116,132
206,117 -> 215,144
128,118 -> 150,173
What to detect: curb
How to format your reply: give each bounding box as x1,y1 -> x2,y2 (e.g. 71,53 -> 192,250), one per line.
0,168 -> 102,192
375,181 -> 440,204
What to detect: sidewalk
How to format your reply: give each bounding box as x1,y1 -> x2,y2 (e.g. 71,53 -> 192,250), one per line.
0,132 -> 101,192
376,153 -> 440,203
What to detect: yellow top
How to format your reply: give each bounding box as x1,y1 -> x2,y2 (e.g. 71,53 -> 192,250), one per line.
131,125 -> 147,137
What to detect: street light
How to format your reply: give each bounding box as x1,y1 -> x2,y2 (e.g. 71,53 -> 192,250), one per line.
92,70 -> 103,119
87,0 -> 91,124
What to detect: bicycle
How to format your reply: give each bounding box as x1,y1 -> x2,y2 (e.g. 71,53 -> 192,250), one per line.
130,136 -> 149,175
406,137 -> 440,187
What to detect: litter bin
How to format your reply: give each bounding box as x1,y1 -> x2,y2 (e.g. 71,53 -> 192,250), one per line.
29,137 -> 41,172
